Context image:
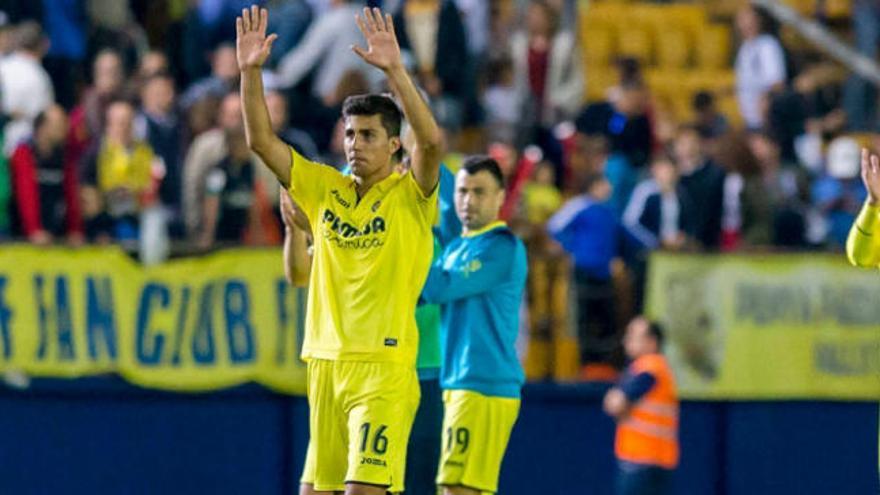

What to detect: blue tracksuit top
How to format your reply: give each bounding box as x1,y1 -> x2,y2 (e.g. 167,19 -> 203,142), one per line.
420,221 -> 528,398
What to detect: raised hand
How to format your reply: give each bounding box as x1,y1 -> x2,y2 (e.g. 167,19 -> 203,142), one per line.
352,7 -> 402,72
860,148 -> 880,205
236,5 -> 278,71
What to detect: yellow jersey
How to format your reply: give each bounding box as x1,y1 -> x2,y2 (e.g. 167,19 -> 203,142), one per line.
287,147 -> 438,365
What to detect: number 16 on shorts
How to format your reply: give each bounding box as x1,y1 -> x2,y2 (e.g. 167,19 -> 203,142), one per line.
359,422 -> 389,466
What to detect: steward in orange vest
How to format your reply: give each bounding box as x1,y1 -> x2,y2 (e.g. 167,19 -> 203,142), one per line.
603,317 -> 679,495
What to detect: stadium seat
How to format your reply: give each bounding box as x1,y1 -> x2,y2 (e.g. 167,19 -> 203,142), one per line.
825,0 -> 850,18
617,26 -> 652,65
582,24 -> 615,67
697,25 -> 731,69
656,29 -> 689,69
585,65 -> 617,103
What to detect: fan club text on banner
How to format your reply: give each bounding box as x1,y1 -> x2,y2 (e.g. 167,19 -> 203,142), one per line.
0,245 -> 307,394
647,252 -> 880,400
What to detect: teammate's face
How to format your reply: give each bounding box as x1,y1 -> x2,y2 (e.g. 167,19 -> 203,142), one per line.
344,114 -> 400,178
455,170 -> 505,232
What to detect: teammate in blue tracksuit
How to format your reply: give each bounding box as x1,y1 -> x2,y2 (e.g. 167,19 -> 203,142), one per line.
421,156 -> 527,495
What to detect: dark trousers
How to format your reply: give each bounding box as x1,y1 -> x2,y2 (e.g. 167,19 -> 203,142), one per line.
403,377 -> 443,495
617,461 -> 673,495
574,270 -> 617,365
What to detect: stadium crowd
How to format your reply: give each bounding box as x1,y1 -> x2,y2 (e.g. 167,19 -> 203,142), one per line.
0,0 -> 874,380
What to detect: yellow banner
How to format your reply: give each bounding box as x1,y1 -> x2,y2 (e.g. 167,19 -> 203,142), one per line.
646,252 -> 880,400
0,245 -> 307,394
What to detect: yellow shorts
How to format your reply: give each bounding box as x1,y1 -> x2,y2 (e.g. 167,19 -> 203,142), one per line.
436,389 -> 521,494
300,359 -> 419,493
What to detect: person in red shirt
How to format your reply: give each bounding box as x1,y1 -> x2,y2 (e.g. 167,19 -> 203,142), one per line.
10,104 -> 83,245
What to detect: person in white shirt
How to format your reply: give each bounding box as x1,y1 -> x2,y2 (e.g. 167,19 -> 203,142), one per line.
734,5 -> 786,130
0,21 -> 54,154
273,0 -> 378,103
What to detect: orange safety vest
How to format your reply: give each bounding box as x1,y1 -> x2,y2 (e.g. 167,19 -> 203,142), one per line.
615,353 -> 679,469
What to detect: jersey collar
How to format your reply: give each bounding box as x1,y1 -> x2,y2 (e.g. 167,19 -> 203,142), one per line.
462,220 -> 508,238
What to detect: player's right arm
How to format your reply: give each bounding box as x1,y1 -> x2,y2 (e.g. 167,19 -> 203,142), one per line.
237,6 -> 291,187
847,148 -> 880,268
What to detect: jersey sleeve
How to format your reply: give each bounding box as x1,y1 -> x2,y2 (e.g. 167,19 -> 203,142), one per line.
846,202 -> 880,268
286,146 -> 344,224
402,169 -> 439,228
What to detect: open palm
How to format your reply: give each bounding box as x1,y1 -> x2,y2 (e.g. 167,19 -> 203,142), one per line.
860,148 -> 880,205
236,5 -> 277,70
353,7 -> 402,72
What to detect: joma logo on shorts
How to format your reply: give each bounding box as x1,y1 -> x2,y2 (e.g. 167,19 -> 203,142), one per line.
361,457 -> 387,466
322,209 -> 386,238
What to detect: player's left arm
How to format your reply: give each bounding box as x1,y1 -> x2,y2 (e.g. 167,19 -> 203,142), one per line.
421,236 -> 520,304
352,7 -> 442,196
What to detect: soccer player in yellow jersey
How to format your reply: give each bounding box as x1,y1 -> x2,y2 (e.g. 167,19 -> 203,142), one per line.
236,5 -> 442,495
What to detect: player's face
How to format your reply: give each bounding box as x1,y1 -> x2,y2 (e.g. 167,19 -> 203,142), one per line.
344,114 -> 400,178
455,170 -> 505,232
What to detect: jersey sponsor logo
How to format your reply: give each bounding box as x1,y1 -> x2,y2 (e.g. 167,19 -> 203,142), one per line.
384,338 -> 397,347
321,209 -> 387,250
330,189 -> 351,208
360,456 -> 387,467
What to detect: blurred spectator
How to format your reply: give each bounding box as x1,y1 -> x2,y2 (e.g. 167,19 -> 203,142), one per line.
482,57 -> 518,143
734,4 -> 786,130
10,105 -> 83,244
274,0 -> 377,106
0,13 -> 13,56
80,100 -> 161,242
812,137 -> 866,248
548,173 -> 643,374
523,161 -> 562,228
266,90 -> 319,160
768,66 -> 847,167
674,126 -> 725,250
843,0 -> 880,130
0,21 -> 54,154
576,81 -> 653,215
728,132 -> 808,248
199,128 -> 263,247
511,0 -> 583,141
67,49 -> 125,172
692,92 -> 728,139
180,43 -> 240,110
137,73 -> 184,236
393,0 -> 469,130
182,92 -> 242,238
41,0 -> 87,110
85,0 -> 147,71
265,0 -> 313,67
623,155 -> 695,252
0,139 -> 8,239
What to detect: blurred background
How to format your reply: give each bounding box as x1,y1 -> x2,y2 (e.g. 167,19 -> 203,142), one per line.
0,0 -> 877,493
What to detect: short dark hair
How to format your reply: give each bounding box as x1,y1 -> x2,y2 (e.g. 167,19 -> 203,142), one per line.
647,320 -> 665,349
342,94 -> 402,138
342,94 -> 403,161
462,155 -> 505,188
